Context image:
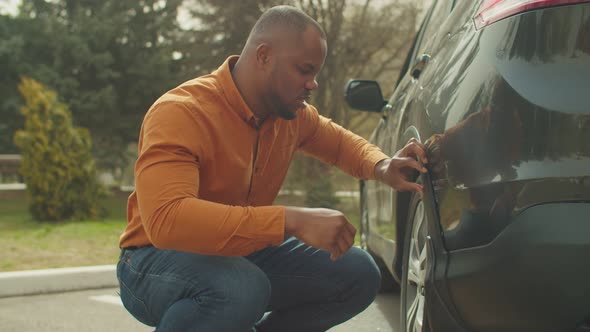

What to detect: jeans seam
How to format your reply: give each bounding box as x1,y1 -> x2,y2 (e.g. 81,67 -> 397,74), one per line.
119,274 -> 157,326
123,259 -> 203,293
122,250 -> 204,290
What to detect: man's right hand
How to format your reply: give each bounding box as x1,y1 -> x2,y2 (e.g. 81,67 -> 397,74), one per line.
284,207 -> 356,261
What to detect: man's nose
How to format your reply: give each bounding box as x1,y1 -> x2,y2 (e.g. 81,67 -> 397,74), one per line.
305,79 -> 319,91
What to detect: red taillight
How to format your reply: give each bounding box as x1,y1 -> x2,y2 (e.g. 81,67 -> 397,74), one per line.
474,0 -> 590,29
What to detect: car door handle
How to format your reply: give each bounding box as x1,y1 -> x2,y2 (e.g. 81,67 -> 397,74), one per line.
411,54 -> 431,79
382,103 -> 393,118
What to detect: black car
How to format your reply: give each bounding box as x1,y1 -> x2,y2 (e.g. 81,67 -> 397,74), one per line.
345,1 -> 590,331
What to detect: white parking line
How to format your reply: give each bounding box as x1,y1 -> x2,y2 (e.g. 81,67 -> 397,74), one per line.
89,295 -> 123,306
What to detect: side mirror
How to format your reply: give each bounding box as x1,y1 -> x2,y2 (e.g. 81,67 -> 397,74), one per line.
344,80 -> 386,112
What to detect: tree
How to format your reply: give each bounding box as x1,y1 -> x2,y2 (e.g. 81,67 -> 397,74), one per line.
2,0 -> 193,175
0,14 -> 31,154
14,77 -> 105,221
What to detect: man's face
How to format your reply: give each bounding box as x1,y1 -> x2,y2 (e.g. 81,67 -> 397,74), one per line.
266,27 -> 327,120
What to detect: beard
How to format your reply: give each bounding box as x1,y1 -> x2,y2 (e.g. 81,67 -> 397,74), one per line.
268,65 -> 305,121
269,85 -> 300,121
276,101 -> 298,120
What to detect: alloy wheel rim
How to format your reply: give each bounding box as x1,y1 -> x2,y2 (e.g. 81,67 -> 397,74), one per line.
406,200 -> 427,332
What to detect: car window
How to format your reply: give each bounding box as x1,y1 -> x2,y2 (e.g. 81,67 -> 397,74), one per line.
394,24 -> 422,88
393,0 -> 454,88
415,0 -> 454,56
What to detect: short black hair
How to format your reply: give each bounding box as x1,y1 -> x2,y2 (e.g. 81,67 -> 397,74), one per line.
251,5 -> 326,41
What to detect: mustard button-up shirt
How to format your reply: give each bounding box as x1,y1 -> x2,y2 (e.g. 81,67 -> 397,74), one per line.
119,56 -> 389,256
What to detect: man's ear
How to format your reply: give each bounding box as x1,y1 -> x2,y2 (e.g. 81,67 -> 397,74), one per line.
255,43 -> 272,68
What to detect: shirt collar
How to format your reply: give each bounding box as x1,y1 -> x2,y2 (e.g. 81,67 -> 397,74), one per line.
215,56 -> 260,128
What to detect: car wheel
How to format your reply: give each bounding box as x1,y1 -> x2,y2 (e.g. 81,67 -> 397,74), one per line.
401,193 -> 431,332
359,181 -> 399,293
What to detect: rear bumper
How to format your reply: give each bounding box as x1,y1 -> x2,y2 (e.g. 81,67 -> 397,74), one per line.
443,202 -> 590,332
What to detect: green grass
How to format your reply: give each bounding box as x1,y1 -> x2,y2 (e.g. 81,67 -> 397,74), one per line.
0,193 -> 360,272
0,194 -> 128,272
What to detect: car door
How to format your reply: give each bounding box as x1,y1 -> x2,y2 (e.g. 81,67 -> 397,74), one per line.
368,0 -> 455,265
366,4 -> 431,260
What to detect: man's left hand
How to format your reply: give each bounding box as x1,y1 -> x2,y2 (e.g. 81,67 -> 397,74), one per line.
374,138 -> 428,196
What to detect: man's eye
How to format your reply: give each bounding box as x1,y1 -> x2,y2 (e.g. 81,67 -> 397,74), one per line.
298,67 -> 312,75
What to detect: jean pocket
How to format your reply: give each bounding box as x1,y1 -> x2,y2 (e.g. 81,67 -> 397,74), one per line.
119,274 -> 157,326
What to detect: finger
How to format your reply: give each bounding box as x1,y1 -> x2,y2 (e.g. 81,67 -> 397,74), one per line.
330,242 -> 342,261
407,183 -> 424,196
340,228 -> 355,250
427,141 -> 441,154
335,229 -> 354,259
331,250 -> 343,261
344,221 -> 357,239
397,180 -> 424,194
401,141 -> 428,163
399,157 -> 427,173
330,248 -> 339,261
336,237 -> 351,258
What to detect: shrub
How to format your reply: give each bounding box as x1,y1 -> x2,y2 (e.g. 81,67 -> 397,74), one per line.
14,77 -> 105,221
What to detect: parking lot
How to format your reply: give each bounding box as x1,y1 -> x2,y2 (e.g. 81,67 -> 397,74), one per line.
0,288 -> 399,332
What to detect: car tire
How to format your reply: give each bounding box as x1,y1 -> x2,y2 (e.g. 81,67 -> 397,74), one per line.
400,191 -> 431,332
359,180 -> 399,293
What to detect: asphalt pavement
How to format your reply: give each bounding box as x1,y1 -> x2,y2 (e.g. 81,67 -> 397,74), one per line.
0,288 -> 400,332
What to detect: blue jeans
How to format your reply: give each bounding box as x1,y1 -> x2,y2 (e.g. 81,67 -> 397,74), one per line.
117,237 -> 381,332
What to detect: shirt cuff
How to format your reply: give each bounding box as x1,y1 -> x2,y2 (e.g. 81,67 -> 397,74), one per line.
363,151 -> 390,180
252,205 -> 286,246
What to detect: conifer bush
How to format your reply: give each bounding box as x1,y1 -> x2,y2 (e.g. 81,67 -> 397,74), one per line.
14,77 -> 105,221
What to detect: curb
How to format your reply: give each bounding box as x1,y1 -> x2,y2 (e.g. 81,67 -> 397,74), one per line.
0,265 -> 118,298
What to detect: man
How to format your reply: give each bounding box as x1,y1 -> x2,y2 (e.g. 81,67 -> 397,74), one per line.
117,5 -> 428,332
